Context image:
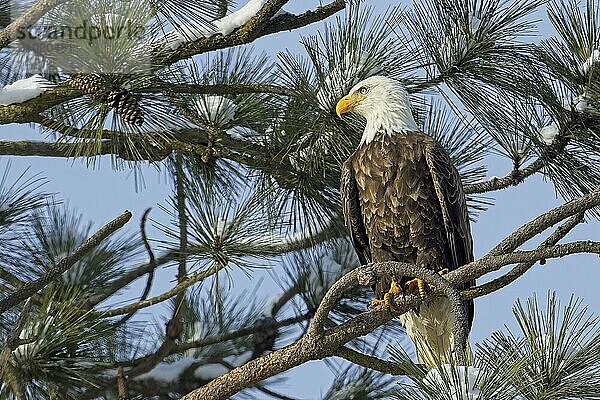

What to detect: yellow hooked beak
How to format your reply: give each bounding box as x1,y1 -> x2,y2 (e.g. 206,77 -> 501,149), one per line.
336,93 -> 365,118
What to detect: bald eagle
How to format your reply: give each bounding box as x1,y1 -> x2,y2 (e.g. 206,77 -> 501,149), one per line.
336,75 -> 474,367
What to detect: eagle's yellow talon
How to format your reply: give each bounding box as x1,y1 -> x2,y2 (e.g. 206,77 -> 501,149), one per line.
405,278 -> 427,300
371,280 -> 402,308
370,299 -> 385,307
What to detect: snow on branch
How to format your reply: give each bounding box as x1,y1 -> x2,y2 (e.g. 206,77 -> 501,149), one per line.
155,0 -> 290,50
133,351 -> 253,385
580,49 -> 600,75
539,123 -> 559,145
0,75 -> 55,106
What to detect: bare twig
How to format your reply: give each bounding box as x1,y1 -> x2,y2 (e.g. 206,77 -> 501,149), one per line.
116,208 -> 156,325
0,211 -> 132,314
488,186 -> 600,255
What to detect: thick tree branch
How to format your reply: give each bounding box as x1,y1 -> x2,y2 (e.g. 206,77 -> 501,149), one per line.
169,1 -> 344,63
0,210 -> 131,314
150,82 -> 296,97
0,140 -> 115,157
0,0 -> 67,50
183,232 -> 600,400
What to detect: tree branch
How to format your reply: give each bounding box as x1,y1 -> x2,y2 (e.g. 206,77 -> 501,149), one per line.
463,158 -> 545,195
150,82 -> 297,97
0,140 -> 115,157
0,0 -> 67,50
463,213 -> 585,299
97,263 -> 226,318
169,1 -> 345,63
0,210 -> 132,314
336,346 -> 411,376
181,232 -> 600,400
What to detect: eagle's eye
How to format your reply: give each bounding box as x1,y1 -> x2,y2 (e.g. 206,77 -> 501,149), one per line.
357,86 -> 369,95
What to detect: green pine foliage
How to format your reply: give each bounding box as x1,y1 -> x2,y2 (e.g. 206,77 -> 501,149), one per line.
0,0 -> 599,398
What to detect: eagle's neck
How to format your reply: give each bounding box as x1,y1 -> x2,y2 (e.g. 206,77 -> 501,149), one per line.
360,101 -> 418,146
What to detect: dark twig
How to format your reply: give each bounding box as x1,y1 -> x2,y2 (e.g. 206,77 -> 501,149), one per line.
488,186 -> 600,255
116,208 -> 156,325
0,211 -> 132,314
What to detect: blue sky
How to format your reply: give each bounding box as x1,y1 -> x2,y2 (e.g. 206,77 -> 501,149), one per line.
1,1 -> 599,398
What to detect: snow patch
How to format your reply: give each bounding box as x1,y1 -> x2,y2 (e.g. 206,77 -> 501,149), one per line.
424,364 -> 481,400
134,357 -> 197,383
135,351 -> 253,384
539,123 -> 559,145
262,295 -> 281,317
581,49 -> 600,74
226,125 -> 261,142
0,75 -> 55,106
561,93 -> 598,113
194,351 -> 253,380
194,95 -> 236,125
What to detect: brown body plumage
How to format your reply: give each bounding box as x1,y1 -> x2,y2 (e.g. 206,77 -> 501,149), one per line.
342,130 -> 474,365
336,75 -> 475,366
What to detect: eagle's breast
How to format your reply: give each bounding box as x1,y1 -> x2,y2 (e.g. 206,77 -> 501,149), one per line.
350,132 -> 449,269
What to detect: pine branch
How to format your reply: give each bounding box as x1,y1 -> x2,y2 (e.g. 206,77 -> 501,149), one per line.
0,140 -> 116,157
464,158 -> 545,194
151,82 -> 296,97
0,210 -> 132,314
169,1 -> 345,63
0,0 -> 66,50
180,185 -> 600,399
97,263 -> 227,318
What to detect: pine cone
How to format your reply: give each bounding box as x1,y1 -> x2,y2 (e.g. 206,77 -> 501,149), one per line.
69,74 -> 106,95
106,88 -> 144,126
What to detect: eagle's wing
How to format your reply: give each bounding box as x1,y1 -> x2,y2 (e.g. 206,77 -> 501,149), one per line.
341,158 -> 371,265
424,140 -> 475,328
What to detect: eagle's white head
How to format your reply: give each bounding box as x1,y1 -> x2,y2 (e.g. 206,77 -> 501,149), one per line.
336,75 -> 418,146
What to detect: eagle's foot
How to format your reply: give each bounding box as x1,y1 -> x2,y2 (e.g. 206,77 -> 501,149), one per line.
370,280 -> 401,308
405,278 -> 427,299
405,269 -> 449,300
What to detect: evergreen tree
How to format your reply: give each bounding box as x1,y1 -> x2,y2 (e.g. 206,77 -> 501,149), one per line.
0,0 -> 599,399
